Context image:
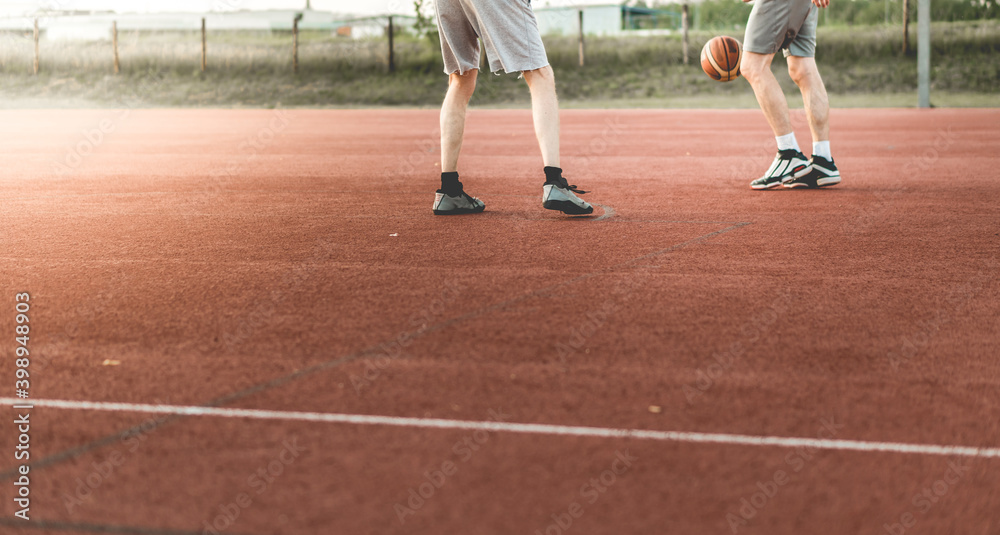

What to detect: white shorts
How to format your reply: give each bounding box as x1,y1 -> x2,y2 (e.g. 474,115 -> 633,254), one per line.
435,0 -> 550,74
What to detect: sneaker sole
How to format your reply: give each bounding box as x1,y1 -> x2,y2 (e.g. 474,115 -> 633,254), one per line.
543,200 -> 594,215
752,163 -> 811,190
781,164 -> 813,183
817,176 -> 841,187
432,206 -> 485,215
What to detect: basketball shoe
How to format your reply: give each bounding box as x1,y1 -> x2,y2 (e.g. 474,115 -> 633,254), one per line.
432,188 -> 485,215
543,176 -> 593,215
750,149 -> 812,190
785,155 -> 841,188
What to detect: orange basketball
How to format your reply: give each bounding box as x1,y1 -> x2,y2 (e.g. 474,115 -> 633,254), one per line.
700,36 -> 742,82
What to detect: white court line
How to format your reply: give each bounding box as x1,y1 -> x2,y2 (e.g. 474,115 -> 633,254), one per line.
4,397 -> 999,459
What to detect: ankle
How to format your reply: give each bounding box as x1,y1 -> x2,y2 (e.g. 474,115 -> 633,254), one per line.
543,166 -> 563,184
440,172 -> 463,195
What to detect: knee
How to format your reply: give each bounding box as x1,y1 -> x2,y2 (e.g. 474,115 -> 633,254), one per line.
739,55 -> 768,84
450,71 -> 478,100
523,65 -> 555,87
787,60 -> 816,87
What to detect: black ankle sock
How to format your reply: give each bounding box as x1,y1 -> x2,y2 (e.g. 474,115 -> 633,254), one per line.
544,166 -> 563,184
440,172 -> 461,194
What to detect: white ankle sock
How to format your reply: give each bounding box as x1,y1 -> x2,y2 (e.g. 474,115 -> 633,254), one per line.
776,132 -> 800,152
812,140 -> 832,160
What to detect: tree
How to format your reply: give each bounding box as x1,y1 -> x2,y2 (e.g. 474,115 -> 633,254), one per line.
413,0 -> 438,42
902,0 -> 910,54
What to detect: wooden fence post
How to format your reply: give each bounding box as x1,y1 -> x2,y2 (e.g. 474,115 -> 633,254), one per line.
201,17 -> 207,72
682,4 -> 690,65
33,18 -> 39,75
388,15 -> 395,73
113,21 -> 120,74
293,14 -> 301,73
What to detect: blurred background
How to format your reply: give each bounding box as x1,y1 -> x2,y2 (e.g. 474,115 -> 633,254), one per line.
0,0 -> 997,108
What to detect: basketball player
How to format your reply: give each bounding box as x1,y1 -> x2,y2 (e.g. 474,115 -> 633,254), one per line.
431,0 -> 594,214
741,0 -> 842,189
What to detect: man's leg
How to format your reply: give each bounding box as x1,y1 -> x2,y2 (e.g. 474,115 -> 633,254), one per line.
440,69 -> 478,173
740,51 -> 793,140
433,69 -> 485,214
787,56 -> 829,145
521,65 -> 559,168
521,65 -> 592,214
742,51 -> 812,189
785,55 -> 840,187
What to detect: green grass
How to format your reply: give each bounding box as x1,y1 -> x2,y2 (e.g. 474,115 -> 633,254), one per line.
0,21 -> 997,108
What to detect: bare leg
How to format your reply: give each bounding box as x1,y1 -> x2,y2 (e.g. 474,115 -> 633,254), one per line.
787,56 -> 830,144
521,65 -> 560,168
740,51 -> 794,138
440,69 -> 479,173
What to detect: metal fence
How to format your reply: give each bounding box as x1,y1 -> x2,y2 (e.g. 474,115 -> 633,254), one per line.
0,11 -> 418,75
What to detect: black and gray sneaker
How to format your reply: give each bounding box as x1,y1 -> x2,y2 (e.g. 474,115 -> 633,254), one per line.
542,176 -> 593,215
432,188 -> 485,215
785,155 -> 841,188
750,149 -> 812,190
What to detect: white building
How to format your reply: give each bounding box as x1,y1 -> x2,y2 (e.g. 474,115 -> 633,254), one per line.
534,4 -> 623,36
533,4 -> 683,36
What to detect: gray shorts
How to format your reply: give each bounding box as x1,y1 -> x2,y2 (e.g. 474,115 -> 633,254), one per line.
744,0 -> 818,57
435,0 -> 550,75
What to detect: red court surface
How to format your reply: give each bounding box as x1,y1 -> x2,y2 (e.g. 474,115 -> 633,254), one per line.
1,108 -> 998,535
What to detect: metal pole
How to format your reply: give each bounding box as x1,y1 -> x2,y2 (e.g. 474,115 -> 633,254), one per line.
917,0 -> 930,107
388,15 -> 395,73
682,4 -> 690,65
201,17 -> 207,72
578,10 -> 584,67
113,21 -> 119,74
33,18 -> 39,75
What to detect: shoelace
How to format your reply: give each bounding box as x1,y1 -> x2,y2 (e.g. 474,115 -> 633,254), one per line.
440,184 -> 477,204
777,149 -> 804,160
548,176 -> 588,195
